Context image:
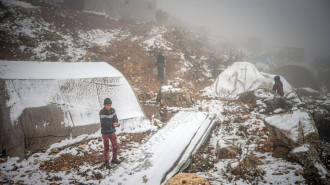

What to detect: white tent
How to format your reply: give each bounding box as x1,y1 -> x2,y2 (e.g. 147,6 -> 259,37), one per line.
0,61 -> 155,158
204,62 -> 292,99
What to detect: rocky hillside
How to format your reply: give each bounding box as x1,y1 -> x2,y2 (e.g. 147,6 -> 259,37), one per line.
0,0 -> 243,119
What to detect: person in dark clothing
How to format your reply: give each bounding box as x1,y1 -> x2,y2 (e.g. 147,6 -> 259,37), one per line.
99,98 -> 121,169
156,50 -> 165,81
272,75 -> 284,97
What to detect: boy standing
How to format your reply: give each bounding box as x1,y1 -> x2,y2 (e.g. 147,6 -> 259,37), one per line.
156,50 -> 165,81
99,98 -> 121,169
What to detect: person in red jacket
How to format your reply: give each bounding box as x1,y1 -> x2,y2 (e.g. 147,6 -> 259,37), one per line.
99,98 -> 121,169
272,75 -> 284,97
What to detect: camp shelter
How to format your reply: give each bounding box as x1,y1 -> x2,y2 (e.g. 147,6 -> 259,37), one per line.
0,61 -> 154,159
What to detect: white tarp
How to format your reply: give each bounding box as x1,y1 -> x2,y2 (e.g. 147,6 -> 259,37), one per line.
204,62 -> 292,99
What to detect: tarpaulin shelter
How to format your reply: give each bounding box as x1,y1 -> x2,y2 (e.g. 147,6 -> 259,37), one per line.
0,61 -> 153,158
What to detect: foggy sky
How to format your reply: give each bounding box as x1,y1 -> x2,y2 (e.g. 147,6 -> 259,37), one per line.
157,0 -> 330,59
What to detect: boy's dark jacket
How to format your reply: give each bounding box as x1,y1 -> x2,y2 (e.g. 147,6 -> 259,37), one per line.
272,78 -> 284,97
156,54 -> 165,64
99,107 -> 118,134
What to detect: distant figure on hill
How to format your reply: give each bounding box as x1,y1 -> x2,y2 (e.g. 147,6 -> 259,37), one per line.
272,75 -> 284,97
99,98 -> 121,169
156,50 -> 165,81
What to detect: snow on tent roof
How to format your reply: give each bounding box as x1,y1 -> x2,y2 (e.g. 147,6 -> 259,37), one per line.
0,61 -> 122,79
203,62 -> 292,99
0,61 -> 153,133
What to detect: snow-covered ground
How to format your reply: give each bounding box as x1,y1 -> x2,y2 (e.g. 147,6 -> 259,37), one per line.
100,111 -> 214,185
0,0 -> 130,62
0,99 -> 307,184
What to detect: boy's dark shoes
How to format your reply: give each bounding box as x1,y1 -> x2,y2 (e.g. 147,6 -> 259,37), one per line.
111,159 -> 121,164
104,161 -> 111,169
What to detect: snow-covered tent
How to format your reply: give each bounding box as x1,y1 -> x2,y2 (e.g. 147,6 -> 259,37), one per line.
204,62 -> 292,99
0,61 -> 154,158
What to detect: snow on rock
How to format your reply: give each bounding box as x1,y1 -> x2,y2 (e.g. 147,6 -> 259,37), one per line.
201,100 -> 307,184
296,87 -> 325,101
158,85 -> 192,108
78,29 -> 129,47
286,92 -> 304,107
166,173 -> 210,185
203,62 -> 292,99
273,108 -> 283,113
293,144 -> 310,153
254,88 -> 275,101
0,13 -> 52,39
264,109 -> 318,148
1,0 -> 36,9
315,162 -> 328,179
141,26 -> 173,53
288,144 -> 330,183
161,85 -> 184,93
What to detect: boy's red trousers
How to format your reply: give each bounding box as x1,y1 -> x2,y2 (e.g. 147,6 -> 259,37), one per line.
102,133 -> 118,162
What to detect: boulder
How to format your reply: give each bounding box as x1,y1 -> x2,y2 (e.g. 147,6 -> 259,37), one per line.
123,60 -> 143,75
310,107 -> 330,141
19,36 -> 38,47
296,87 -> 324,101
238,89 -> 292,113
288,144 -> 330,185
137,92 -> 151,102
272,146 -> 290,158
157,86 -> 192,108
285,92 -> 304,108
136,91 -> 155,102
93,45 -> 110,54
238,90 -> 255,104
166,173 -> 210,185
264,109 -> 318,149
45,32 -> 61,41
216,145 -> 242,159
295,88 -> 330,141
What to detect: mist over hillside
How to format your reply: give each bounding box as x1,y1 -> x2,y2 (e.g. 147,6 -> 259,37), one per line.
158,0 -> 330,59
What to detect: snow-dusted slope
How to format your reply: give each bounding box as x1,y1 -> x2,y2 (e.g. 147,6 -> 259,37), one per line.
0,61 -> 153,132
204,62 -> 292,99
